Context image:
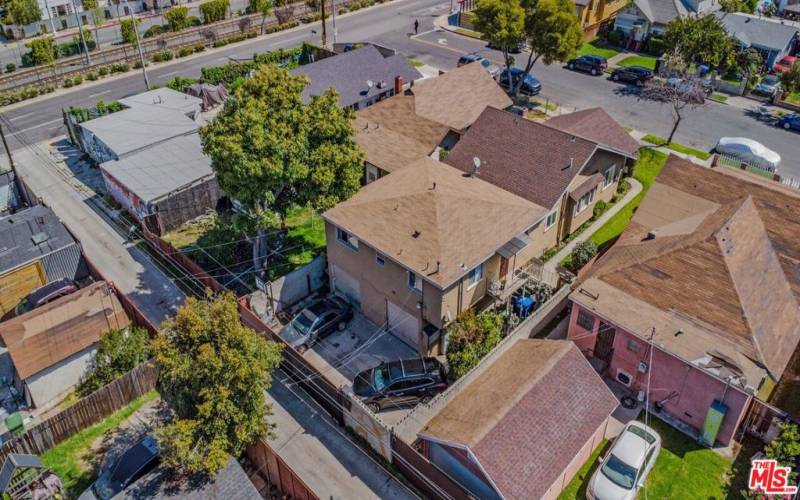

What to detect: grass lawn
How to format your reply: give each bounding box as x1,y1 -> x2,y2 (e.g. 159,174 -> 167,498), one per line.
617,54 -> 657,70
785,91 -> 800,106
589,149 -> 668,248
710,92 -> 729,104
558,440 -> 610,499
642,134 -> 711,161
578,38 -> 621,60
455,27 -> 483,39
282,205 -> 326,269
409,58 -> 425,68
41,390 -> 159,498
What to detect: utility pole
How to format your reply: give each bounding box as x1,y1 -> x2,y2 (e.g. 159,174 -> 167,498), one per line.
126,1 -> 150,90
320,0 -> 327,47
331,0 -> 337,44
44,0 -> 57,35
0,122 -> 16,175
72,0 -> 92,66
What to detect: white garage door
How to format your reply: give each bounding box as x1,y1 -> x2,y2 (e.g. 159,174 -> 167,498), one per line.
387,301 -> 420,351
332,265 -> 361,307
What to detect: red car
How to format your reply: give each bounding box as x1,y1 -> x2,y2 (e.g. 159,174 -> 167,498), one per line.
1,278 -> 78,320
774,55 -> 797,73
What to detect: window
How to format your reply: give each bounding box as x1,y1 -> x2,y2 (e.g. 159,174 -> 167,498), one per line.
575,188 -> 595,214
366,164 -> 380,184
626,339 -> 640,354
603,164 -> 617,189
376,252 -> 385,266
577,309 -> 595,331
408,271 -> 423,292
336,227 -> 359,251
544,210 -> 558,231
467,263 -> 484,288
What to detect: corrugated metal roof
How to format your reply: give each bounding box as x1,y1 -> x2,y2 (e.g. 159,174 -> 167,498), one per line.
0,205 -> 77,275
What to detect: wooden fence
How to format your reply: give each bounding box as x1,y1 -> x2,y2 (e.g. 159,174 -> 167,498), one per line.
0,362 -> 159,464
391,436 -> 471,500
245,438 -> 319,500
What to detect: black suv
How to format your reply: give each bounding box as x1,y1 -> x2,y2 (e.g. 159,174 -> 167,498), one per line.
353,357 -> 448,413
566,55 -> 608,75
610,65 -> 653,86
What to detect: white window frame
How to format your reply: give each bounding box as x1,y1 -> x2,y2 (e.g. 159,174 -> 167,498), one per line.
376,252 -> 385,266
408,271 -> 423,292
336,227 -> 359,251
575,188 -> 595,215
544,210 -> 558,231
603,164 -> 617,189
467,263 -> 484,289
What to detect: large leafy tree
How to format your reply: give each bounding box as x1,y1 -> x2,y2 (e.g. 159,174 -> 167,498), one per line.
120,17 -> 140,46
165,5 -> 190,31
199,0 -> 229,24
77,326 -> 151,397
200,64 -> 363,272
663,15 -> 735,72
5,0 -> 41,28
766,422 -> 800,482
248,0 -> 273,34
25,36 -> 56,65
473,0 -> 524,92
153,292 -> 282,474
446,311 -> 503,380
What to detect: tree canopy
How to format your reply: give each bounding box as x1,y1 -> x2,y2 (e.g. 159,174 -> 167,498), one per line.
446,311 -> 503,380
663,15 -> 735,70
199,0 -> 229,24
5,0 -> 40,27
199,64 -> 363,226
153,292 -> 282,474
25,37 -> 56,66
77,326 -> 151,397
473,0 -> 524,87
248,0 -> 273,34
120,18 -> 140,46
165,5 -> 191,31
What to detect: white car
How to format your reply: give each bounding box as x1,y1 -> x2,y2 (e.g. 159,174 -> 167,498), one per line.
586,421 -> 661,500
714,137 -> 781,172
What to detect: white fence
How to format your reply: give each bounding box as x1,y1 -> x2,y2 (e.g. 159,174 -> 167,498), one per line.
716,153 -> 800,189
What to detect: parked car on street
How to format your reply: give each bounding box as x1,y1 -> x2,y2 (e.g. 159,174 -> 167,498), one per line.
2,278 -> 79,321
457,53 -> 501,78
773,55 -> 797,73
753,74 -> 781,97
353,357 -> 448,413
566,55 -> 607,76
79,436 -> 160,500
714,137 -> 781,172
487,39 -> 523,54
778,113 -> 800,131
586,421 -> 661,500
279,296 -> 353,351
610,66 -> 653,86
498,67 -> 542,95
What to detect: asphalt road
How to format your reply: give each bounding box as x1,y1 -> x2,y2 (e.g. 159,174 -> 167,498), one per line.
3,0 -> 800,179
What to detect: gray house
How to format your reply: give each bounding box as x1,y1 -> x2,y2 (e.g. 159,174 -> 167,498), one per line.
718,12 -> 798,67
291,44 -> 423,110
614,0 -> 721,46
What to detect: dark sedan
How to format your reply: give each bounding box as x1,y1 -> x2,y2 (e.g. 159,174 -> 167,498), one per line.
610,65 -> 653,86
279,296 -> 353,351
566,55 -> 608,76
79,436 -> 160,500
353,357 -> 448,413
498,67 -> 542,95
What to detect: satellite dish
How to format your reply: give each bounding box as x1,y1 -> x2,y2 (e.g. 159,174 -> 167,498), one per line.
366,80 -> 374,88
472,157 -> 481,169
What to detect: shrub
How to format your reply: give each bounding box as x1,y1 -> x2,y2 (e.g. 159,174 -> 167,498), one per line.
63,78 -> 74,88
568,241 -> 598,273
133,59 -> 148,68
338,6 -> 348,14
592,199 -> 608,219
446,311 -> 503,380
194,44 -> 206,53
199,0 -> 229,23
165,5 -> 190,32
616,178 -> 630,196
5,63 -> 15,73
179,47 -> 193,57
87,71 -> 98,81
605,29 -> 624,47
152,50 -> 175,62
647,36 -> 666,56
98,66 -> 109,76
188,15 -> 202,26
111,62 -> 130,73
212,39 -> 229,47
166,75 -> 198,91
246,31 -> 257,38
76,326 -> 151,397
143,24 -> 167,38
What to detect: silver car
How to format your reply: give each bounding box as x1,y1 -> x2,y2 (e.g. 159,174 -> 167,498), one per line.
587,421 -> 661,500
714,136 -> 781,172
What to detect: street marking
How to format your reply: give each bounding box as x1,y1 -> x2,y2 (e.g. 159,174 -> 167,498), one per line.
437,38 -> 448,45
8,118 -> 62,136
8,112 -> 35,121
160,70 -> 181,77
89,89 -> 112,98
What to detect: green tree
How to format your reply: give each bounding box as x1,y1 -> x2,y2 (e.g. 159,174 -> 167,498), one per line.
663,15 -> 735,71
76,326 -> 151,397
780,61 -> 800,93
764,422 -> 800,484
514,0 -> 582,99
25,36 -> 56,66
5,0 -> 41,28
153,292 -> 282,474
165,5 -> 190,31
568,240 -> 598,272
199,0 -> 229,24
733,47 -> 762,86
248,0 -> 273,34
719,0 -> 758,13
472,0 -> 524,92
199,64 -> 363,272
446,311 -> 503,380
120,17 -> 140,46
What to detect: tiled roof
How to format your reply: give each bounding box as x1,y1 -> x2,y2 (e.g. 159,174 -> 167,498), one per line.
718,12 -> 800,51
574,156 -> 800,383
322,157 -> 545,288
419,339 -> 618,500
445,106 -> 599,209
410,63 -> 512,132
354,95 -> 449,174
545,107 -> 640,158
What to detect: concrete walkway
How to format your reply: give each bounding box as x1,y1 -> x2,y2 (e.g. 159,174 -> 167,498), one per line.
544,177 -> 642,269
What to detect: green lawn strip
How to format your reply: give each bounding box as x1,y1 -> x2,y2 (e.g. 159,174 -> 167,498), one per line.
455,27 -> 483,39
709,92 -> 729,104
639,417 -> 732,499
283,205 -> 326,267
409,58 -> 425,68
41,390 -> 159,497
558,439 -> 610,499
589,149 -> 668,248
578,38 -> 621,59
641,134 -> 711,160
616,54 -> 657,70
785,91 -> 800,106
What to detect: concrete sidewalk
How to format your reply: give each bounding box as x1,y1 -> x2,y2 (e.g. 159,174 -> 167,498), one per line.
264,374 -> 418,500
544,177 -> 643,269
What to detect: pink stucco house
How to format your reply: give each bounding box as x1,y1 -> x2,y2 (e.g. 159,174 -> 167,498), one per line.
568,155 -> 800,447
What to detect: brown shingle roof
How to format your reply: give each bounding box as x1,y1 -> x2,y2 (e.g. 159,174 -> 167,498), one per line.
322,157 -> 546,288
354,95 -> 449,174
410,63 -> 512,132
419,339 -> 618,500
574,156 -> 800,382
546,107 -> 640,158
445,106 -> 599,209
0,282 -> 131,380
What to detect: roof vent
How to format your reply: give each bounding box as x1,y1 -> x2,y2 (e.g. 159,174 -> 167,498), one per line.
412,230 -> 421,238
570,135 -> 577,142
31,232 -> 49,245
645,229 -> 658,240
470,156 -> 481,176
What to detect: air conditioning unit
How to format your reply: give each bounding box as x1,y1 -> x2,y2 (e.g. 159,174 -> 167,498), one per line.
616,369 -> 632,387
638,361 -> 649,373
